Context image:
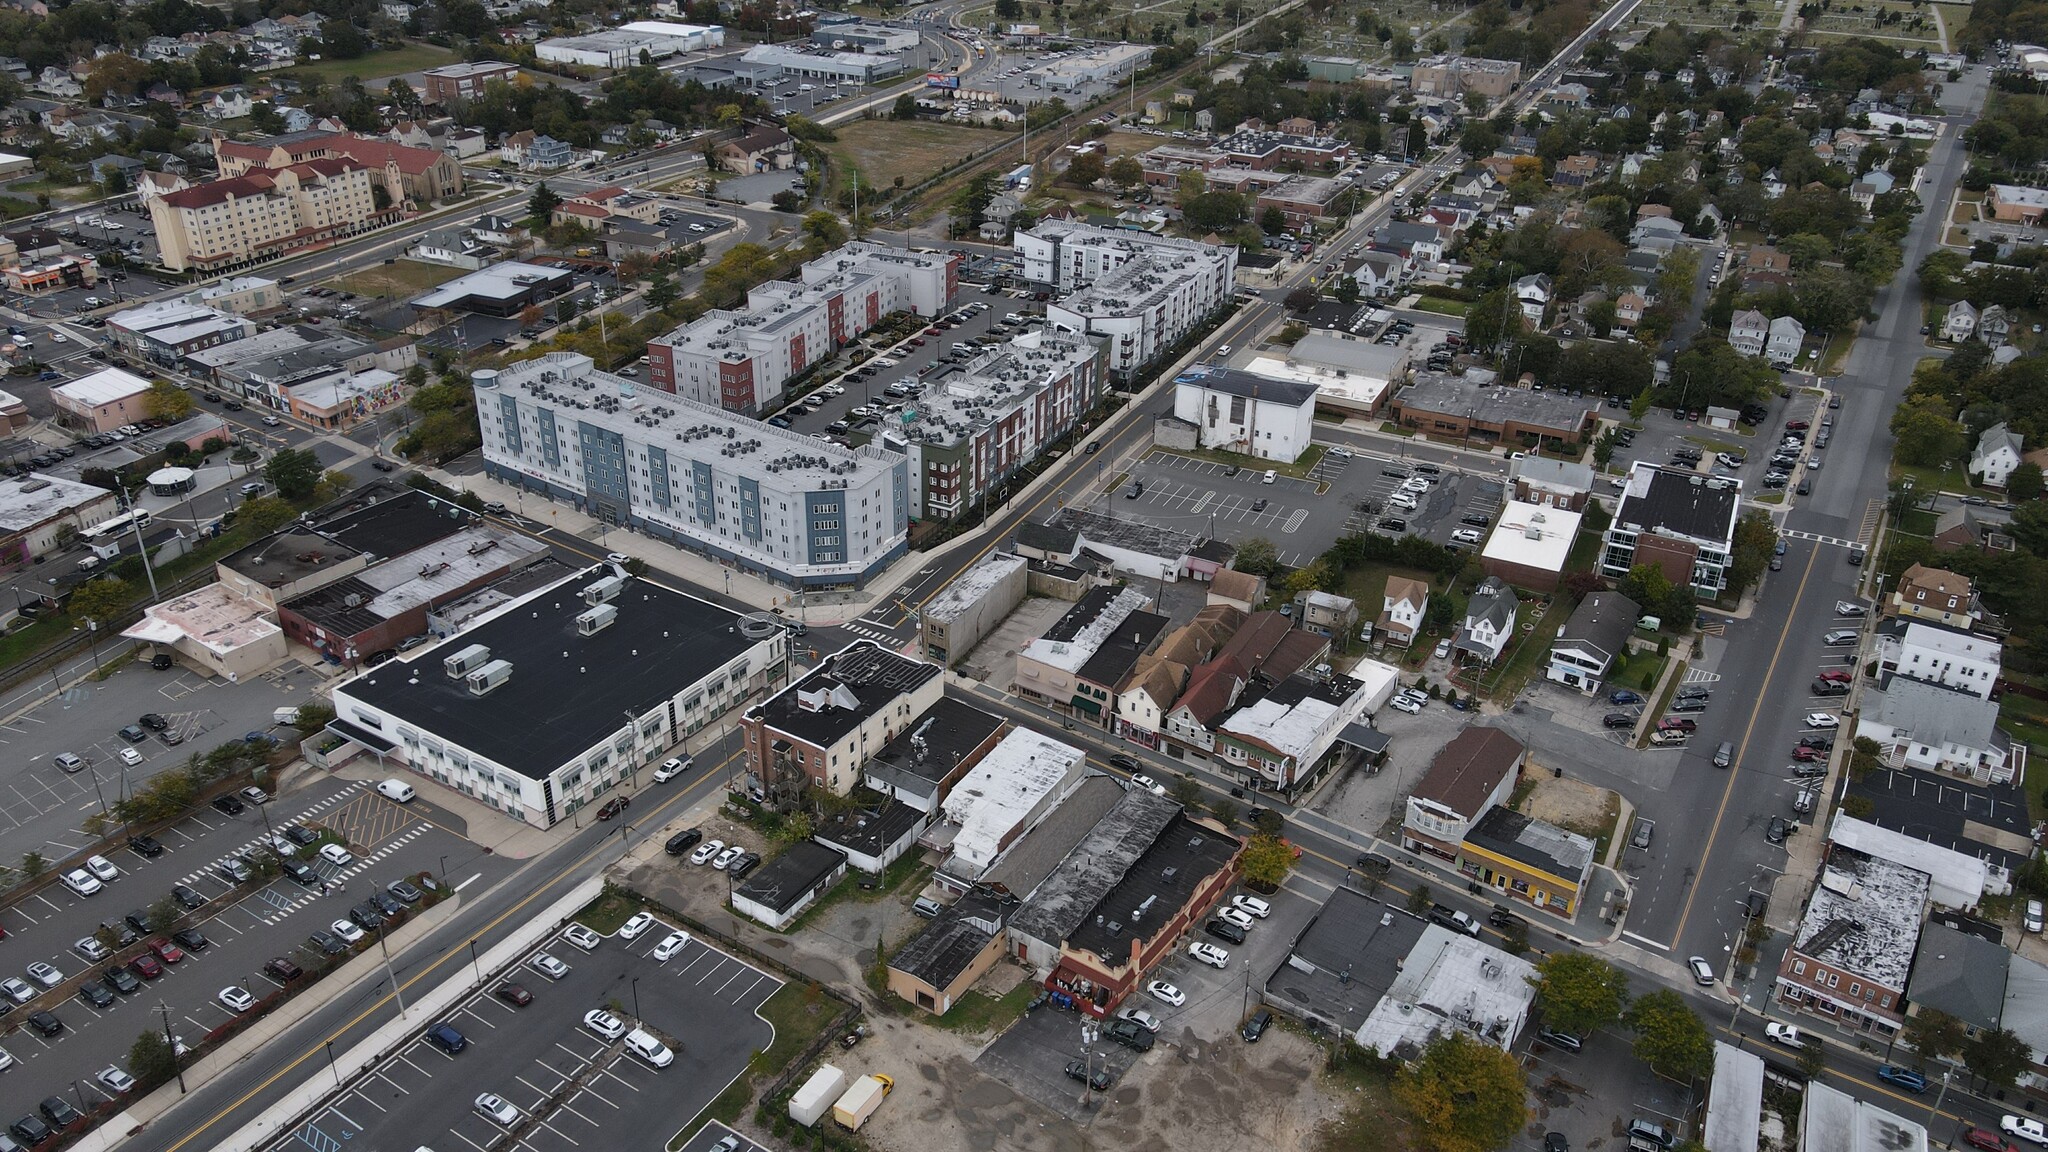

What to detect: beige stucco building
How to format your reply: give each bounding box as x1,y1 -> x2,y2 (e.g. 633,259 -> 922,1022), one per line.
149,158 -> 386,273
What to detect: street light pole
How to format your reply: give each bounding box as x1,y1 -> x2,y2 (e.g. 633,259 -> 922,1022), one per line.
630,977 -> 641,1021
325,1039 -> 341,1089
159,1002 -> 185,1093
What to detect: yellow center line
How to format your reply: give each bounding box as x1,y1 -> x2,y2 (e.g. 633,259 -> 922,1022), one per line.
160,746 -> 742,1152
1671,541 -> 1824,946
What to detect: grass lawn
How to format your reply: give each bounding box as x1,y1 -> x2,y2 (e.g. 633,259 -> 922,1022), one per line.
332,261 -> 466,300
1900,508 -> 1938,536
1337,561 -> 1439,664
573,887 -> 643,935
1409,295 -> 1468,317
1889,460 -> 1976,496
824,119 -> 1008,194
282,42 -> 456,85
927,978 -> 1036,1036
1103,130 -> 1159,158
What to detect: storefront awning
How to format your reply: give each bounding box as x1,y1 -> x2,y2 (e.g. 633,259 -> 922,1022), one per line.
326,718 -> 397,754
1337,723 -> 1390,757
1069,696 -> 1101,715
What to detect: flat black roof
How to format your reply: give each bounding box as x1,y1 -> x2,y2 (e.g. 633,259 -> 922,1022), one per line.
747,641 -> 942,750
866,697 -> 1006,790
1044,586 -> 1123,644
813,798 -> 926,857
220,527 -> 362,590
734,841 -> 847,914
318,488 -> 478,558
1175,366 -> 1319,408
1076,609 -> 1167,686
1066,810 -> 1238,960
1264,887 -> 1428,1031
342,570 -> 756,779
1614,466 -> 1740,544
287,575 -> 383,635
889,896 -> 1000,988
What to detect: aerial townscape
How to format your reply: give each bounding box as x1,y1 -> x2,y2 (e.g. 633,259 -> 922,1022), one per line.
1,0 -> 2048,1149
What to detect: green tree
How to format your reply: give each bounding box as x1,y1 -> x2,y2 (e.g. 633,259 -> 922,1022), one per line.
1259,205 -> 1287,235
145,380 -> 195,422
69,577 -> 134,625
1394,1032 -> 1530,1152
1889,394 -> 1965,467
264,448 -> 323,501
1530,953 -> 1630,1036
527,181 -> 561,224
1066,152 -> 1106,188
646,275 -> 679,313
2009,461 -> 2044,501
1238,834 -> 1296,890
237,496 -> 299,535
891,92 -> 918,120
801,210 -> 848,250
1107,155 -> 1143,192
1232,537 -> 1279,577
21,850 -> 46,877
1170,773 -> 1204,809
129,1029 -> 176,1088
1902,1007 -> 1967,1065
1626,990 -> 1714,1082
1966,1026 -> 2033,1089
1917,248 -> 1967,299
1250,807 -> 1284,838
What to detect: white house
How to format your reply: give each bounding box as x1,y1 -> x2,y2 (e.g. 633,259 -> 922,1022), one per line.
1378,575 -> 1429,647
1513,273 -> 1552,324
1856,676 -> 2012,783
207,87 -> 252,120
1547,591 -> 1639,693
1766,315 -> 1805,365
1171,368 -> 1317,462
1971,423 -> 2023,489
1946,299 -> 1978,342
1729,308 -> 1769,358
1455,577 -> 1519,666
1879,619 -> 2002,700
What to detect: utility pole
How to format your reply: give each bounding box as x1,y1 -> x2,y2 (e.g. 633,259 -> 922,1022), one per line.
159,1002 -> 185,1093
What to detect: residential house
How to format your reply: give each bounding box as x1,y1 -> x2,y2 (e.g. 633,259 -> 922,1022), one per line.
1455,578 -> 1518,666
1766,315 -> 1805,365
1292,590 -> 1358,641
1971,423 -> 2023,489
1551,153 -> 1599,188
1160,654 -> 1246,757
1402,726 -> 1594,917
1378,576 -> 1428,647
1878,619 -> 2002,700
34,66 -> 80,98
521,134 -> 572,171
1207,569 -> 1266,614
1932,505 -> 1997,552
1512,273 -> 1552,324
1946,299 -> 1978,342
1856,675 -> 2011,783
471,214 -> 528,247
208,87 -> 252,119
1547,591 -> 1640,693
1978,305 -> 2012,348
714,123 -> 796,174
1630,213 -> 1686,249
88,154 -> 144,186
1729,308 -> 1769,357
1113,654 -> 1187,750
1615,291 -> 1646,329
134,170 -> 190,203
1889,564 -> 1974,629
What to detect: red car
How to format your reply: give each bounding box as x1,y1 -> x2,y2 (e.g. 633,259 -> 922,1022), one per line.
147,938 -> 184,964
1817,668 -> 1852,683
1657,718 -> 1698,733
1786,420 -> 1810,431
597,796 -> 630,821
1792,746 -> 1824,762
1963,1127 -> 2013,1152
128,954 -> 163,980
495,983 -> 533,1007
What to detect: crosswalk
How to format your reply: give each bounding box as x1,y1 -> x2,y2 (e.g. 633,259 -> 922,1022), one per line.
841,621 -> 903,644
1782,529 -> 1858,549
172,782 -> 430,926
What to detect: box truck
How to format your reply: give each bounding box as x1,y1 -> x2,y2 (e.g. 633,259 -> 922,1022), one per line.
831,1073 -> 893,1131
789,1064 -> 848,1128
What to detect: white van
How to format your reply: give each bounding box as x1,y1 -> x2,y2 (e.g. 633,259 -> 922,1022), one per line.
624,1028 -> 674,1067
375,779 -> 416,803
1261,469 -> 1277,484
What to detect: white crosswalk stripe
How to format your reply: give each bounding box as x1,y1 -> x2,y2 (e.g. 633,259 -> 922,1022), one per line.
1782,529 -> 1857,548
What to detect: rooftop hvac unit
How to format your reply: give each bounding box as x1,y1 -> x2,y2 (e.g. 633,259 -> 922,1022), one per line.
466,659 -> 513,696
445,643 -> 492,679
576,603 -> 618,635
583,575 -> 626,605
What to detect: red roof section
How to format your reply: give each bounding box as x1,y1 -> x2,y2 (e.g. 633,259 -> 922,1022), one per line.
1173,655 -> 1244,724
312,134 -> 446,175
157,171 -> 276,210
557,201 -> 609,218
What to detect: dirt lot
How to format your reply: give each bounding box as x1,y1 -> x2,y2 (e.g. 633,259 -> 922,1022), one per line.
1516,772 -> 1622,860
824,119 -> 1011,192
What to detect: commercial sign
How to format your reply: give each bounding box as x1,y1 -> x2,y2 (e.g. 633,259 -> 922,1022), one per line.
925,71 -> 960,89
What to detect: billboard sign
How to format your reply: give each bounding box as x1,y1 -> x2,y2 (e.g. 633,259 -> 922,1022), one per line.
925,71 -> 960,89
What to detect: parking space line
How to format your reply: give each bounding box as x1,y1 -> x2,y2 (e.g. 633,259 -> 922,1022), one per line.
517,1073 -> 559,1099
598,1065 -> 642,1093
351,1091 -> 389,1114
450,1130 -> 492,1152
570,1080 -> 616,1110
730,973 -> 767,1003
394,1050 -> 436,1076
535,1120 -> 581,1147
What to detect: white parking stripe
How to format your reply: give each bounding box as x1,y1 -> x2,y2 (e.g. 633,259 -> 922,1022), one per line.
451,1130 -> 493,1152
599,1065 -> 643,1093
535,1119 -> 581,1146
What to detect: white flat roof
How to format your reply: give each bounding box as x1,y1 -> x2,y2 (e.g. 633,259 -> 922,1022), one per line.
1019,586 -> 1150,673
413,260 -> 571,308
1355,924 -> 1535,1055
54,367 -> 153,408
1480,500 -> 1581,573
1706,1042 -> 1765,1152
0,472 -> 112,531
123,582 -> 282,655
940,727 -> 1084,870
1826,813 -> 1990,910
924,552 -> 1026,623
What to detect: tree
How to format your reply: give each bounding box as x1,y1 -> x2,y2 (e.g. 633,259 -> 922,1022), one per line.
129,1029 -> 177,1088
1966,1026 -> 2033,1089
1238,833 -> 1296,890
1626,990 -> 1714,1082
145,380 -> 195,422
264,448 -> 322,501
1531,952 -> 1630,1036
646,275 -> 679,313
1394,1031 -> 1530,1152
1170,773 -> 1204,809
527,182 -> 561,225
2009,461 -> 2044,501
1066,152 -> 1105,188
1231,537 -> 1279,577
891,92 -> 917,120
237,496 -> 298,536
1901,1007 -> 1967,1065
1258,205 -> 1287,235
68,577 -> 133,625
1107,155 -> 1143,192
1890,394 -> 1965,467
801,210 -> 847,250
1250,807 -> 1285,838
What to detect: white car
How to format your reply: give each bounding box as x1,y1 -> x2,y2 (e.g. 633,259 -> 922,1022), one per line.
652,757 -> 691,783
261,415 -> 281,427
712,845 -> 745,870
331,920 -> 364,944
1232,895 -> 1271,919
1188,942 -> 1230,968
118,747 -> 142,767
562,924 -> 602,951
528,952 -> 570,980
74,937 -> 109,962
652,931 -> 691,961
1,977 -> 32,1004
1143,977 -> 1186,1007
0,1046 -> 12,1070
619,912 -> 655,940
62,868 -> 103,896
1390,695 -> 1423,715
1217,905 -> 1256,932
1433,638 -> 1453,659
475,1093 -> 521,1126
84,855 -> 120,882
583,1009 -> 627,1041
218,985 -> 255,1013
1130,774 -> 1165,795
2004,1117 -> 2048,1147
1687,955 -> 1716,985
50,332 -> 65,343
26,961 -> 62,988
96,1065 -> 136,1094
690,839 -> 724,866
1117,1006 -> 1162,1032
318,843 -> 355,867
1804,713 -> 1840,730
1764,1021 -> 1804,1049
1835,601 -> 1867,617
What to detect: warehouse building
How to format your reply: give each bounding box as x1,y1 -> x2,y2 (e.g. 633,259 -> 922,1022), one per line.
740,43 -> 905,83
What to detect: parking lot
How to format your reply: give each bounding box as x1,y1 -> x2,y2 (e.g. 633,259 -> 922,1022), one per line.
0,777 -> 505,1113
272,914 -> 778,1152
0,657 -> 328,867
1606,383 -> 1832,498
773,287 -> 1027,439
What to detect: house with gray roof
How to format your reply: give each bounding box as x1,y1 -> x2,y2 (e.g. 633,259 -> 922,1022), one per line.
1906,921 -> 2010,1034
1970,422 -> 2023,489
1729,308 -> 1769,357
1455,577 -> 1518,665
1856,675 -> 2011,783
1547,591 -> 1639,693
